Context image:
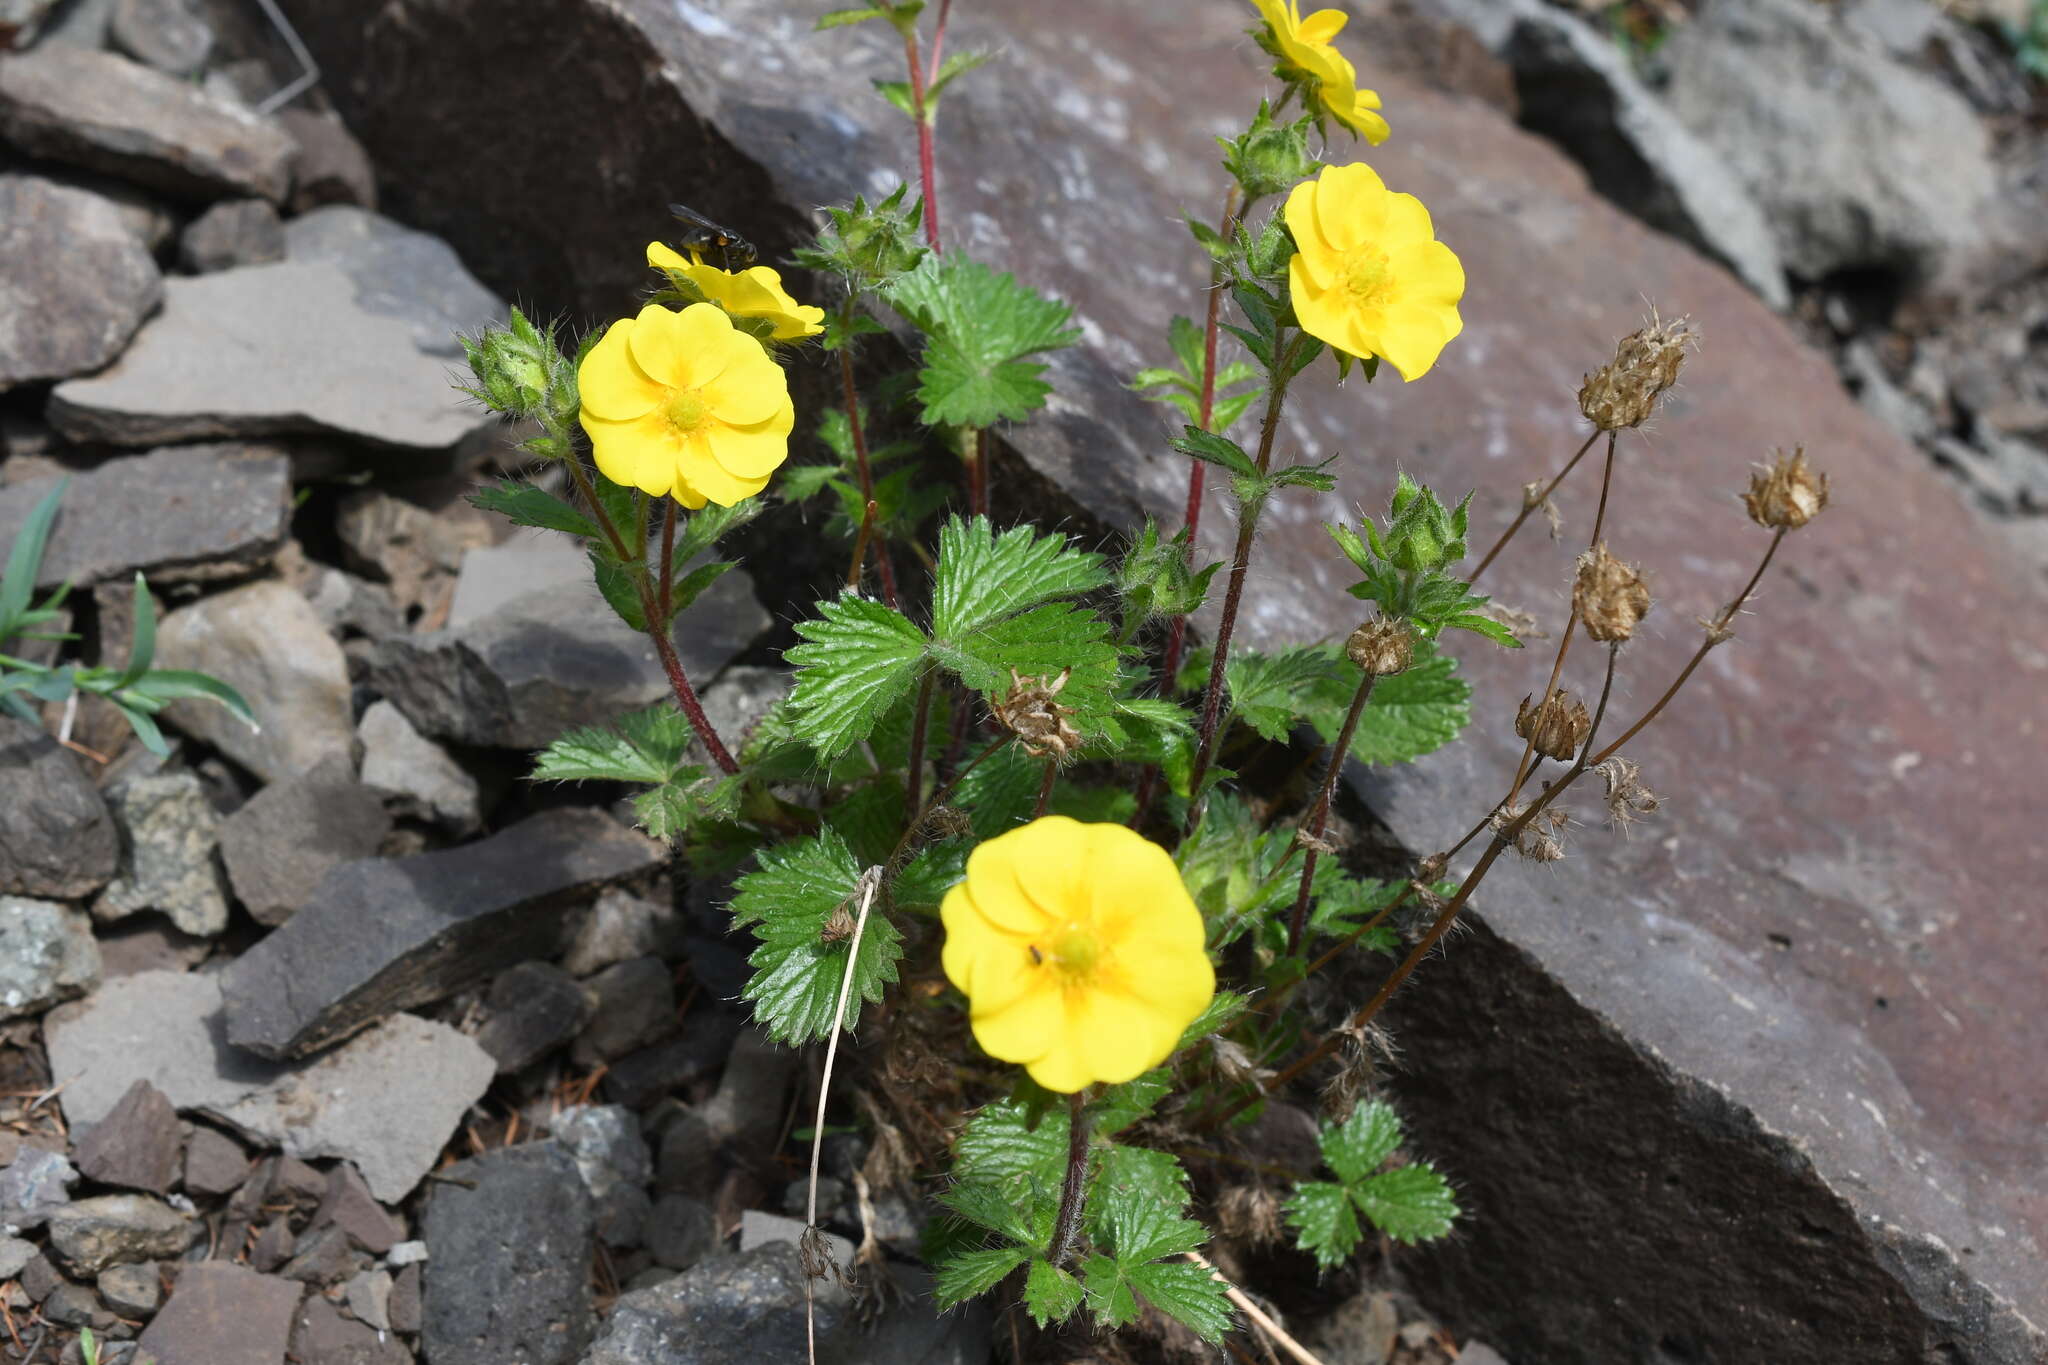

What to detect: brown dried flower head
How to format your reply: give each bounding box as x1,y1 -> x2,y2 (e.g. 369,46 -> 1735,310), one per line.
1216,1185 -> 1286,1249
1491,800 -> 1571,862
1574,543 -> 1653,643
1596,755 -> 1662,832
991,666 -> 1082,758
820,902 -> 857,943
1346,615 -> 1415,676
1578,312 -> 1694,431
1743,445 -> 1829,530
1516,687 -> 1592,762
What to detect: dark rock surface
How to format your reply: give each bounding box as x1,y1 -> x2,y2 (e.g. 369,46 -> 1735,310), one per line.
579,1243 -> 848,1365
222,807 -> 662,1059
0,174 -> 161,390
136,1262 -> 303,1365
421,1142 -> 594,1365
73,1079 -> 181,1194
570,955 -> 675,1067
98,1261 -> 161,1317
217,756 -> 392,927
551,1104 -> 653,1250
0,718 -> 118,899
0,443 -> 290,592
0,894 -> 101,1019
178,197 -> 285,273
0,45 -> 293,202
279,1 -> 2048,1359
181,1125 -> 249,1199
473,960 -> 590,1075
313,1162 -> 403,1255
291,1293 -> 410,1365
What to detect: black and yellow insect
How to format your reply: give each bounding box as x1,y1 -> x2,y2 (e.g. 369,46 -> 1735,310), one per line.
667,203 -> 756,272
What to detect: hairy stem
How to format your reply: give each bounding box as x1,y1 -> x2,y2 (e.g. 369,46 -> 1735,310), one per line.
903,668 -> 938,825
1047,1090 -> 1091,1266
1284,672 -> 1378,955
563,453 -> 631,562
1031,756 -> 1058,818
641,579 -> 739,775
884,734 -> 1007,881
848,499 -> 880,593
839,343 -> 899,606
904,26 -> 940,249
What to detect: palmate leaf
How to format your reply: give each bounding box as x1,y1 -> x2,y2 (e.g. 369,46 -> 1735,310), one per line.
729,829 -> 902,1044
1088,1149 -> 1196,1254
1320,1098 -> 1403,1183
1126,1260 -> 1234,1343
935,602 -> 1122,742
955,1097 -> 1068,1186
1333,646 -> 1470,765
783,593 -> 927,759
1354,1163 -> 1459,1244
886,253 -> 1080,428
1224,644 -> 1345,743
531,704 -> 698,784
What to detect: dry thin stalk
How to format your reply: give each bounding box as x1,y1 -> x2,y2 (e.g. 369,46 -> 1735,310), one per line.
1181,1250 -> 1327,1365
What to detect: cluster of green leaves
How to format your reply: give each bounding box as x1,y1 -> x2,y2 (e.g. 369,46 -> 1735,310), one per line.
818,3 -> 992,125
885,253 -> 1081,430
1286,1100 -> 1459,1267
781,380 -> 950,543
1328,472 -> 1519,648
1130,314 -> 1265,436
0,480 -> 253,756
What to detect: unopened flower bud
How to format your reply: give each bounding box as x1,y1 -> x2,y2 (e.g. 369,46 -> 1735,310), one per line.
1574,543 -> 1652,643
1578,313 -> 1693,431
1346,616 -> 1414,676
1742,445 -> 1829,530
1516,687 -> 1592,762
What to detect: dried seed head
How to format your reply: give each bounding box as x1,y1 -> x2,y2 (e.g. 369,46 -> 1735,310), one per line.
1578,312 -> 1694,431
990,667 -> 1082,759
1596,756 -> 1662,832
1697,614 -> 1736,647
921,805 -> 974,842
1743,445 -> 1830,530
1516,687 -> 1592,762
1574,543 -> 1653,643
820,902 -> 857,943
1414,851 -> 1448,884
1524,480 -> 1566,540
1216,1185 -> 1286,1249
1491,800 -> 1571,862
1346,615 -> 1415,676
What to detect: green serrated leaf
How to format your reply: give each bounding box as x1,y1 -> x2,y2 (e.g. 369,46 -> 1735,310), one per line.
1170,426 -> 1259,478
1080,1254 -> 1142,1329
1089,1148 -> 1193,1251
1285,1180 -> 1363,1270
924,47 -> 994,109
1320,1099 -> 1403,1183
732,829 -> 901,1044
1125,1259 -> 1235,1344
1336,647 -> 1470,765
931,515 -> 1106,641
940,1179 -> 1038,1244
956,1098 -> 1068,1186
589,548 -> 647,632
1024,1258 -> 1084,1327
1091,1071 -> 1172,1138
816,4 -> 888,27
938,603 -> 1121,742
934,1245 -> 1028,1309
531,704 -> 698,784
1224,644 -> 1345,743
886,253 -> 1079,428
1355,1163 -> 1459,1244
783,594 -> 928,759
468,481 -> 600,540
1177,990 -> 1250,1048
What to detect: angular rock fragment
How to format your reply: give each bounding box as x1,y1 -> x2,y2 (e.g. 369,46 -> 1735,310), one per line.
98,1261 -> 161,1317
570,956 -> 675,1067
48,263 -> 493,451
284,205 -> 502,358
217,756 -> 390,926
421,1143 -> 594,1365
73,1079 -> 181,1195
154,579 -> 354,785
0,1144 -> 76,1230
445,539 -> 589,627
344,1267 -> 392,1331
552,1105 -> 653,1250
0,45 -> 294,201
282,1222 -> 359,1287
473,961 -> 589,1075
223,808 -> 661,1059
0,1237 -> 31,1281
357,700 -> 481,834
292,1293 -> 410,1365
181,1125 -> 249,1200
0,719 -> 118,899
93,771 -> 230,938
580,1243 -> 849,1365
563,886 -> 679,977
388,1261 -> 421,1334
334,489 -> 493,628
43,1280 -> 116,1330
0,175 -> 161,390
314,1163 -> 403,1255
643,1193 -> 715,1272
0,895 -> 100,1019
47,1194 -> 196,1274
109,0 -> 213,76
178,197 -> 285,272
604,1013 -> 742,1114
137,1262 -> 303,1365
0,444 -> 291,592
277,108 -> 377,212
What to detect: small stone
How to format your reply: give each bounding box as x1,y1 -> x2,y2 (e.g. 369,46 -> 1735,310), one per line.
0,1146 -> 78,1230
551,1105 -> 653,1251
217,757 -> 391,927
445,540 -> 590,628
249,1220 -> 293,1275
282,1222 -> 359,1287
473,962 -> 590,1075
571,957 -> 676,1067
177,198 -> 284,273
109,0 -> 212,76
292,1293 -> 409,1365
277,109 -> 377,213
344,1268 -> 391,1331
281,549 -> 405,642
0,1236 -> 35,1280
74,1079 -> 182,1195
643,1194 -> 716,1273
563,888 -> 680,978
269,1156 -> 327,1210
385,1240 -> 428,1268
0,174 -> 161,390
0,895 -> 101,1019
43,1280 -> 116,1330
47,1194 -> 196,1275
357,701 -> 480,834
92,771 -> 231,938
334,489 -> 493,627
0,717 -> 118,898
19,1252 -> 61,1302
283,205 -> 500,359
580,1243 -> 850,1365
181,1126 -> 249,1200
0,46 -> 295,201
738,1211 -> 854,1270
314,1163 -> 403,1255
98,1261 -> 161,1317
137,1262 -> 303,1365
606,1014 -> 742,1114
653,1106 -> 718,1199
421,1143 -> 594,1365
153,579 -> 354,786
222,808 -> 661,1061
700,1029 -> 796,1155
387,1261 -> 421,1334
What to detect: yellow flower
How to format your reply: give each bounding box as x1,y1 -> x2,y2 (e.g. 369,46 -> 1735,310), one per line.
576,301 -> 794,507
647,241 -> 825,342
941,816 -> 1215,1093
1284,162 -> 1465,382
1249,0 -> 1390,144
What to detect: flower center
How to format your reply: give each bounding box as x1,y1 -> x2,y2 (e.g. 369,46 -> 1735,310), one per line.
1341,247 -> 1393,306
1033,922 -> 1102,983
664,387 -> 710,435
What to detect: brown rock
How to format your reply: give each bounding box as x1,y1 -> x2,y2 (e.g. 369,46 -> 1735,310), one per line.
137,1262 -> 303,1365
248,1220 -> 294,1275
314,1163 -> 403,1255
181,1126 -> 249,1200
73,1079 -> 181,1195
387,1261 -> 421,1335
291,1293 -> 410,1365
278,108 -> 377,213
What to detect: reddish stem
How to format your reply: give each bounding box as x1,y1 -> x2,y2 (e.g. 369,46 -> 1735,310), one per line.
646,586 -> 739,775
838,346 -> 899,607
904,27 -> 941,249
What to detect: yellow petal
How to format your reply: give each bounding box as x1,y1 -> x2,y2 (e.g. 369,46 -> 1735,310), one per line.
670,303 -> 743,387
1298,7 -> 1347,43
647,240 -> 689,273
1375,302 -> 1461,382
1283,177 -> 1335,260
1066,986 -> 1177,1086
624,303 -> 693,387
1390,239 -> 1466,309
576,318 -> 666,422
1381,192 -> 1438,250
970,976 -> 1067,1064
710,417 -> 792,482
1025,1044 -> 1096,1095
582,409 -> 679,499
1308,162 -> 1390,253
701,347 -> 791,428
675,440 -> 763,507
1084,825 -> 1199,945
959,840 -> 1055,937
1009,815 -> 1093,921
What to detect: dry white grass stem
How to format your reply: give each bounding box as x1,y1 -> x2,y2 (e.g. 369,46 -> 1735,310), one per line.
806,866 -> 883,1365
1182,1249 -> 1328,1365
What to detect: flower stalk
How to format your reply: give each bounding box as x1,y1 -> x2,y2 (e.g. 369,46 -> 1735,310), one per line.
1283,671 -> 1378,955
1048,1090 -> 1091,1266
838,340 -> 900,606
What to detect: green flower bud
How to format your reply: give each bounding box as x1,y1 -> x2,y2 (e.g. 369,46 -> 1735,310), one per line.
1220,104 -> 1318,203
794,184 -> 929,295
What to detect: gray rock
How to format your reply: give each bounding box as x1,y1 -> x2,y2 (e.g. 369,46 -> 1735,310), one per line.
421,1143 -> 593,1365
19,1250 -> 61,1301
0,444 -> 291,592
47,1194 -> 196,1274
73,1079 -> 181,1194
445,539 -> 588,627
700,1028 -> 795,1156
0,1145 -> 76,1230
652,1104 -> 717,1198
698,664 -> 794,761
137,1262 -> 303,1365
282,1221 -> 359,1287
285,555 -> 405,642
153,578 -> 353,785
98,915 -> 210,977
0,894 -> 100,1018
737,1211 -> 852,1268
222,807 -> 662,1060
570,956 -> 675,1068
249,1220 -> 292,1274
92,771 -> 230,938
177,197 -> 284,273
0,45 -> 293,201
607,1013 -> 742,1114
108,0 -> 211,75
552,1105 -> 653,1250
181,1125 -> 248,1199
0,174 -> 161,390
31,0 -> 114,49
48,263 -> 493,451
292,1292 -> 409,1365
563,887 -> 679,978
98,1261 -> 160,1317
473,961 -> 590,1074
0,1236 -> 33,1280
0,718 -> 118,898
0,0 -> 61,46
344,1267 -> 392,1332
580,1243 -> 849,1365
1660,0 -> 1996,291
368,572 -> 770,750
314,1162 -> 403,1255
283,205 -> 502,359
1495,3 -> 1789,309
217,756 -> 390,926
277,108 -> 377,213
333,488 -> 493,625
356,701 -> 480,834
643,1192 -> 716,1274
45,971 -> 495,1200
43,1280 -> 116,1330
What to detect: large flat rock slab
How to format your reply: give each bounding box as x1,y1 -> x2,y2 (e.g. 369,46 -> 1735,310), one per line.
0,173 -> 161,391
279,1 -> 2047,1359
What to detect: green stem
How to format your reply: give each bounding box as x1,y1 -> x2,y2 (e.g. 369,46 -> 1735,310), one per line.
1283,671 -> 1378,956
